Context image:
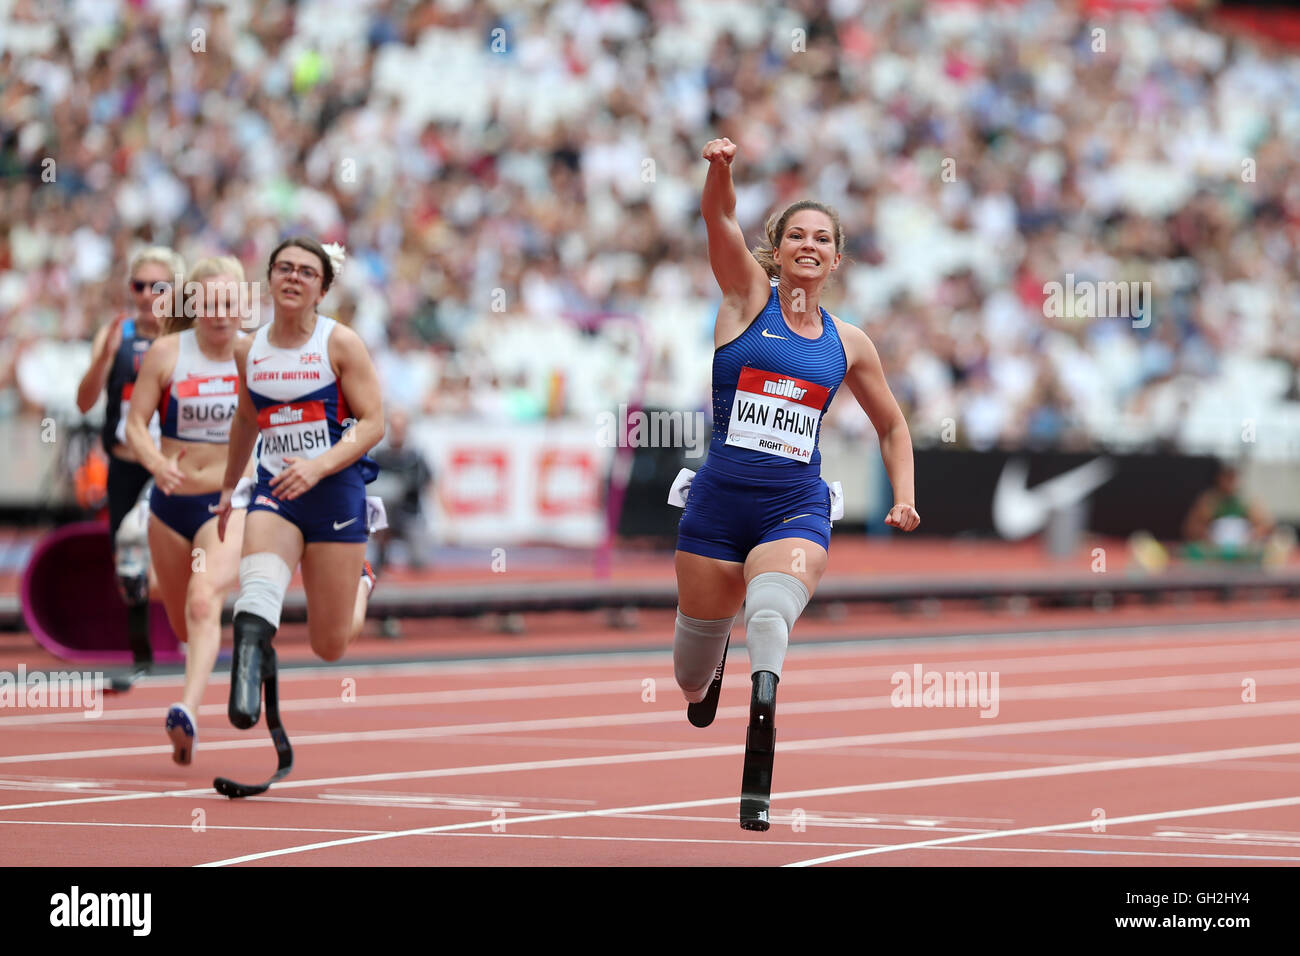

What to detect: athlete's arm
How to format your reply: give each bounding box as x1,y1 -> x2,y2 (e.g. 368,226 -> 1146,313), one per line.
322,325 -> 385,468
268,325 -> 385,501
76,317 -> 125,413
1247,499 -> 1274,540
836,321 -> 919,531
1183,491 -> 1214,542
125,336 -> 181,491
701,138 -> 773,346
214,336 -> 260,539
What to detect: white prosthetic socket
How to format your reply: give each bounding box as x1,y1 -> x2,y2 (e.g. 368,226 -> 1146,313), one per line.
232,553 -> 293,629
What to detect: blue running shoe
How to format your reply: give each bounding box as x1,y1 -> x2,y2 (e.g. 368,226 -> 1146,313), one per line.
165,703 -> 197,765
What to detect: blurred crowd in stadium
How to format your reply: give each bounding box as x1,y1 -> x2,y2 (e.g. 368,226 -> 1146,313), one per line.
3,0 -> 1300,462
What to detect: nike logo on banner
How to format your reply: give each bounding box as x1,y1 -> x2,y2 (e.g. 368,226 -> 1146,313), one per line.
761,329 -> 787,340
333,517 -> 358,530
992,458 -> 1116,540
783,513 -> 813,523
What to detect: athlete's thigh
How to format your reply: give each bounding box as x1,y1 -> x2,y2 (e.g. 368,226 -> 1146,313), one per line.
300,541 -> 367,627
148,514 -> 194,623
675,550 -> 747,620
743,536 -> 828,598
193,509 -> 246,595
241,508 -> 304,570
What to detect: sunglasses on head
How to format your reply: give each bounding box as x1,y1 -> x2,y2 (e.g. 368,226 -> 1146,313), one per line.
130,279 -> 170,293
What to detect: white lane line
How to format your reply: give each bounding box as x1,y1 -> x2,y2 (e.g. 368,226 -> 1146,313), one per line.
8,633 -> 1299,729
27,621 -> 1300,692
785,795 -> 1300,866
194,738 -> 1300,866
400,830 -> 1300,863
0,820 -> 380,835
6,697 -> 1300,815
8,663 -> 1300,766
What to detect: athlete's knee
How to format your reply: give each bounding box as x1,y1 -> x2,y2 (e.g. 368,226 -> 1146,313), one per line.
233,553 -> 292,629
185,580 -> 219,625
309,627 -> 348,662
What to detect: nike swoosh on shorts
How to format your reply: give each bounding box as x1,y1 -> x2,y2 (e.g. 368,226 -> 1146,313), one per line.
333,517 -> 358,530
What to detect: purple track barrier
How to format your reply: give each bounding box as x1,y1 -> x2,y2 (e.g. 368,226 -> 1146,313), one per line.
21,522 -> 182,664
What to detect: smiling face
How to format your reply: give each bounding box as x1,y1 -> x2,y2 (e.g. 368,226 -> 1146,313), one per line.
774,209 -> 841,281
268,245 -> 326,313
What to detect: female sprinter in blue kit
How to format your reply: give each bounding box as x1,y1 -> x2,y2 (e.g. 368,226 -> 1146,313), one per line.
674,138 -> 920,830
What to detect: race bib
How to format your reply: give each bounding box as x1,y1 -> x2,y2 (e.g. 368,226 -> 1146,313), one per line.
724,367 -> 829,463
258,400 -> 330,475
175,375 -> 239,442
115,382 -> 161,446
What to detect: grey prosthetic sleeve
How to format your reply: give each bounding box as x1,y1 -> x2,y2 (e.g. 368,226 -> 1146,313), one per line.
743,572 -> 810,679
673,610 -> 733,702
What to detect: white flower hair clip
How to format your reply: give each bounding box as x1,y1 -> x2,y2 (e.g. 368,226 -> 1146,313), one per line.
322,242 -> 346,276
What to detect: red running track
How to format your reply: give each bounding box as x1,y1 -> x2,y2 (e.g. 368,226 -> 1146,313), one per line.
1,617 -> 1299,867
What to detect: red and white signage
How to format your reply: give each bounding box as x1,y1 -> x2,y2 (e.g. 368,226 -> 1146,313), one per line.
412,421 -> 613,546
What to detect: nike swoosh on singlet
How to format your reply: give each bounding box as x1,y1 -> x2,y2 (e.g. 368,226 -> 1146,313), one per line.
252,355 -> 272,364
761,329 -> 788,340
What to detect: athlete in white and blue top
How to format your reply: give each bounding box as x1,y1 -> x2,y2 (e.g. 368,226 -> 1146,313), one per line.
676,137 -> 920,830
212,237 -> 385,738
125,256 -> 255,766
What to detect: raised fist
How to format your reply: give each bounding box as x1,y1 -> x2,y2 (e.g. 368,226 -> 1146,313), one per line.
702,138 -> 738,167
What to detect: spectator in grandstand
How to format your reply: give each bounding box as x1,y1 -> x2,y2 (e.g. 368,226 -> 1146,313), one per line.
368,407 -> 433,572
1130,460 -> 1295,572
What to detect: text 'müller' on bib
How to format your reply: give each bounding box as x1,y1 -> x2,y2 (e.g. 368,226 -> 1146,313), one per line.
175,375 -> 239,442
724,367 -> 830,463
257,400 -> 330,475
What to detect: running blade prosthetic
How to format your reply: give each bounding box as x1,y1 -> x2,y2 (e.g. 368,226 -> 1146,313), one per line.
740,670 -> 778,831
215,640 -> 293,798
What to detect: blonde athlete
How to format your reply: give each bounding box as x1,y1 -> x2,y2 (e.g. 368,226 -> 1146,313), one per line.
126,256 -> 254,763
